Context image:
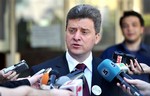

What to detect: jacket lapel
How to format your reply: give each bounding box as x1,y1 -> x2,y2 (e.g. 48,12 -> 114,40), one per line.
54,53 -> 70,76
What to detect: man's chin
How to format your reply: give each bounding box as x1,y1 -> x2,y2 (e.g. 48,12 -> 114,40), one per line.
125,39 -> 137,44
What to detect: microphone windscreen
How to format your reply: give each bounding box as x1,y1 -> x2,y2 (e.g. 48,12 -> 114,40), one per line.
41,73 -> 49,85
97,59 -> 121,82
56,76 -> 71,86
49,70 -> 60,77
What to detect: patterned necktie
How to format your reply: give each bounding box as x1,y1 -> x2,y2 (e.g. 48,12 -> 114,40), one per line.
76,63 -> 90,96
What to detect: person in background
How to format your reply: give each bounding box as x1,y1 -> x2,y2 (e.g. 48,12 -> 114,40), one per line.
100,10 -> 150,82
30,4 -> 129,96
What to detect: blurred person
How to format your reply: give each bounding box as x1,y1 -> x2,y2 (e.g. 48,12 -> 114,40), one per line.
100,10 -> 150,82
0,86 -> 74,96
117,77 -> 150,96
30,4 -> 129,96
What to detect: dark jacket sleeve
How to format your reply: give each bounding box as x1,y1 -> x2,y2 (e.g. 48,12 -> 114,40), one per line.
0,79 -> 30,88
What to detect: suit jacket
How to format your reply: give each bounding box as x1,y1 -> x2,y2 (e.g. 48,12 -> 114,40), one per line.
30,53 -> 128,96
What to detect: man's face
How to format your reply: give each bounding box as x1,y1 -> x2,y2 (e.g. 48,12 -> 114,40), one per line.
66,18 -> 101,56
121,16 -> 144,43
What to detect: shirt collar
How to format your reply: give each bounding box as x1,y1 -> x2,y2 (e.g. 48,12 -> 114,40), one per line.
66,51 -> 92,72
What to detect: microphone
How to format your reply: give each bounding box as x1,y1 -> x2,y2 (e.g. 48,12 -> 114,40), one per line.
112,51 -> 136,64
97,59 -> 143,96
55,76 -> 71,87
55,69 -> 84,87
49,70 -> 59,89
55,70 -> 85,96
40,68 -> 52,85
116,63 -> 128,73
59,79 -> 83,96
33,69 -> 46,76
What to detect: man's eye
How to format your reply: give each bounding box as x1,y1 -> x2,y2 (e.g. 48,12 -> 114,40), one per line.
82,31 -> 87,34
69,29 -> 76,33
122,24 -> 128,28
132,23 -> 138,27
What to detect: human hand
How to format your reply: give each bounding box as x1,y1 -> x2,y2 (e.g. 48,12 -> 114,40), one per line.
27,74 -> 43,89
0,69 -> 19,83
117,77 -> 150,96
127,59 -> 144,75
49,89 -> 74,96
139,63 -> 150,74
116,78 -> 132,96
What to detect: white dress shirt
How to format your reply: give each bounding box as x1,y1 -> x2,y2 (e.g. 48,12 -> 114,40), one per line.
66,51 -> 92,92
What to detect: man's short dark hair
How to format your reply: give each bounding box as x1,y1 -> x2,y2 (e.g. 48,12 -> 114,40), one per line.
66,4 -> 101,33
120,10 -> 144,28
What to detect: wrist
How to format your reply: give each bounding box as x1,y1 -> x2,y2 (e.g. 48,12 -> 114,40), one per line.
144,67 -> 150,74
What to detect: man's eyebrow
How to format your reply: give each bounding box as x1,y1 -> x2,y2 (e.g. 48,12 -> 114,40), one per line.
81,28 -> 90,31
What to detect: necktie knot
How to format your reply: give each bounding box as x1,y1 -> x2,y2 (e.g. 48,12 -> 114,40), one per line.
76,63 -> 86,71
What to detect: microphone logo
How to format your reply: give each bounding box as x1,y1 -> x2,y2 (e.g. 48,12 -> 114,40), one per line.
117,55 -> 122,63
111,62 -> 116,67
101,62 -> 118,77
97,59 -> 121,82
101,68 -> 109,76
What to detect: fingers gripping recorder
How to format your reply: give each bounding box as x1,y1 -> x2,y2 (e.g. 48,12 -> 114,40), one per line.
3,60 -> 29,74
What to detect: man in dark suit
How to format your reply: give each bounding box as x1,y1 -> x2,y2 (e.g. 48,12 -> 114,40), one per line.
30,4 -> 128,96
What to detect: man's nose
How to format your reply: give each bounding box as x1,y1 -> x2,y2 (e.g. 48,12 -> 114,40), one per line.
73,31 -> 81,41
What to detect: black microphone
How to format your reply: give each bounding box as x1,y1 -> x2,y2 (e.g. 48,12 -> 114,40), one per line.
97,59 -> 143,96
49,70 -> 59,89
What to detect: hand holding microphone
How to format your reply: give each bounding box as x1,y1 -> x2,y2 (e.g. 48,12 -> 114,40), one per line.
27,74 -> 43,89
118,77 -> 150,96
97,59 -> 143,96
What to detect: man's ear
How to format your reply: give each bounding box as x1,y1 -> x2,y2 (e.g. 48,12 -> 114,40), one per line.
95,33 -> 101,45
141,26 -> 144,34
